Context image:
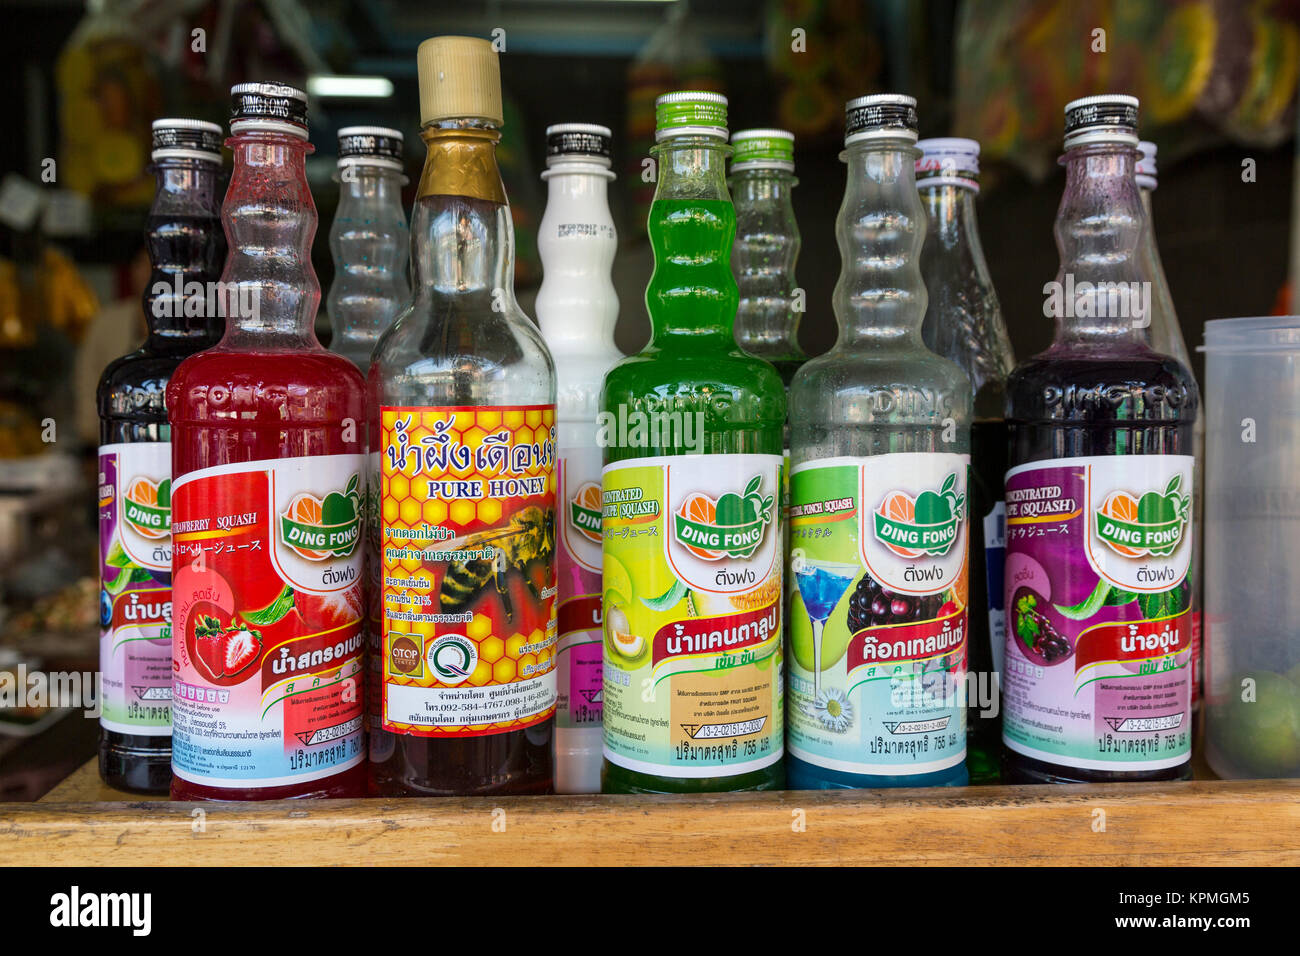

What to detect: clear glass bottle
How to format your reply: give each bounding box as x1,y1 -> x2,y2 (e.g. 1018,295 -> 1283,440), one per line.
536,123 -> 621,794
97,119 -> 225,793
730,128 -> 806,388
368,36 -> 557,797
1136,140 -> 1205,730
787,95 -> 972,790
600,92 -> 786,794
327,126 -> 410,372
1002,96 -> 1198,785
917,137 -> 1014,784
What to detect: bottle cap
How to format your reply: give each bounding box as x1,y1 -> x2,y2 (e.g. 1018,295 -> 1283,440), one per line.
654,91 -> 728,141
844,93 -> 919,145
417,36 -> 503,127
545,123 -> 612,166
230,82 -> 308,138
730,128 -> 795,172
1136,140 -> 1158,191
337,126 -> 405,171
151,118 -> 224,163
1063,94 -> 1139,149
916,137 -> 980,193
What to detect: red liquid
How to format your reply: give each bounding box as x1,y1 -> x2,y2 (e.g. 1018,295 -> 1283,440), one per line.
168,349 -> 366,800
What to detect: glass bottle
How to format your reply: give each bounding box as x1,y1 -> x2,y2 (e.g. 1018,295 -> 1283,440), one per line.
787,95 -> 972,790
1136,140 -> 1206,731
97,119 -> 225,793
601,92 -> 786,794
327,126 -> 410,372
537,124 -> 621,794
730,128 -> 806,388
917,136 -> 1014,784
368,36 -> 557,797
1002,96 -> 1198,785
167,83 -> 368,800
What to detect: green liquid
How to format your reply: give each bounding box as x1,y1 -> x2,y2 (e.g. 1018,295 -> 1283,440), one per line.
601,197 -> 786,794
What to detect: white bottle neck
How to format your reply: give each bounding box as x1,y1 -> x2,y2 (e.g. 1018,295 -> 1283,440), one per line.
536,161 -> 620,362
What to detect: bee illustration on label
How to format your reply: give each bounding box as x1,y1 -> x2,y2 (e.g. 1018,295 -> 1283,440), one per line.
440,506 -> 555,619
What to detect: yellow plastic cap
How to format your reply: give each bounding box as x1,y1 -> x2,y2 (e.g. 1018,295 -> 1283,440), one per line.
417,36 -> 503,126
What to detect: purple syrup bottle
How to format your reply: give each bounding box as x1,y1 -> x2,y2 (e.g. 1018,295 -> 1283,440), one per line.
1002,96 -> 1198,785
97,119 -> 226,792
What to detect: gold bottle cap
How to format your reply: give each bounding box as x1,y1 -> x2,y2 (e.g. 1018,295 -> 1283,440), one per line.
417,36 -> 503,127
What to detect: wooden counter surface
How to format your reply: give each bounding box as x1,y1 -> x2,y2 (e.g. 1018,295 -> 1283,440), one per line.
2,760 -> 1296,866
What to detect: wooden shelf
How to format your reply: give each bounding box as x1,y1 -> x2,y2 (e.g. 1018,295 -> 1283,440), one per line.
2,760 -> 1297,866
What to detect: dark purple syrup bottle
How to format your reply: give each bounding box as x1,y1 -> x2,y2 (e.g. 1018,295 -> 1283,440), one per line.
97,119 -> 226,792
1002,96 -> 1198,785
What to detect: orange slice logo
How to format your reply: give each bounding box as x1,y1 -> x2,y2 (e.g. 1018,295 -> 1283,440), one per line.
569,481 -> 603,544
1098,491 -> 1143,557
877,491 -> 923,559
677,492 -> 723,560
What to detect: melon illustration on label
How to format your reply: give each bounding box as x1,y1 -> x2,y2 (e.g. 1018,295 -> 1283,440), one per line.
873,472 -> 965,558
569,480 -> 603,544
1095,475 -> 1189,559
123,476 -> 171,540
279,473 -> 362,561
672,474 -> 774,561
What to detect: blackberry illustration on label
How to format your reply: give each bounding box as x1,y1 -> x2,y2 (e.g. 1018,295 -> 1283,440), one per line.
378,406 -> 559,737
788,453 -> 970,776
601,454 -> 784,778
99,444 -> 175,735
170,454 -> 366,788
556,452 -> 604,730
1003,456 -> 1194,772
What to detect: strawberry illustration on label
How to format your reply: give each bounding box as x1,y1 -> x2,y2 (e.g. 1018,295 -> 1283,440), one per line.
219,626 -> 261,677
192,614 -> 263,681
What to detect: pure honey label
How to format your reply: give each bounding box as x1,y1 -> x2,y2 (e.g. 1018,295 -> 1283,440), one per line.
787,454 -> 970,777
378,406 -> 558,738
1002,455 -> 1194,772
601,453 -> 784,777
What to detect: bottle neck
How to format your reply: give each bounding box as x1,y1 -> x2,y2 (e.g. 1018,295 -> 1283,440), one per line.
731,167 -> 803,359
337,163 -> 406,211
219,132 -> 321,350
1051,143 -> 1151,350
143,157 -> 225,350
537,160 -> 618,356
410,121 -> 517,310
833,138 -> 926,350
919,182 -> 1014,394
646,135 -> 736,345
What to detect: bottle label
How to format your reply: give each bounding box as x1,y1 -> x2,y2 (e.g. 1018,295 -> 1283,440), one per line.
170,455 -> 366,788
984,500 -> 1007,677
788,454 -> 970,775
378,406 -> 558,737
601,453 -> 784,777
557,449 -> 603,730
98,443 -> 173,735
1002,455 -> 1194,771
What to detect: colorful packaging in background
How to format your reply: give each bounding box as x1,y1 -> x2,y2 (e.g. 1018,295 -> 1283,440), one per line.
955,0 -> 1300,179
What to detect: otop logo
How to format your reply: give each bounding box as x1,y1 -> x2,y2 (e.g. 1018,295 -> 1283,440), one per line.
1095,474 -> 1190,559
388,634 -> 423,677
873,472 -> 966,558
279,473 -> 362,561
672,474 -> 774,561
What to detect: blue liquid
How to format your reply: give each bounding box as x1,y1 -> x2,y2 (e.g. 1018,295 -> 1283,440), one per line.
795,566 -> 855,623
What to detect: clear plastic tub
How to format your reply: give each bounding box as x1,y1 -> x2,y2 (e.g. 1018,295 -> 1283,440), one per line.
1200,316 -> 1300,778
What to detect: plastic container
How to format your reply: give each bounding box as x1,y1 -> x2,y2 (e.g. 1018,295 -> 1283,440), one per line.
1201,316 -> 1300,779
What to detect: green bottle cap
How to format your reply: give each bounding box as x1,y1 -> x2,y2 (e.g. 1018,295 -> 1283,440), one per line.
655,91 -> 728,141
730,128 -> 795,172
